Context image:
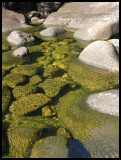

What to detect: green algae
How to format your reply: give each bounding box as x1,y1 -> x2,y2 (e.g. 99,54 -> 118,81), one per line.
3,73 -> 28,88
9,93 -> 51,116
38,78 -> 68,98
68,58 -> 119,92
7,120 -> 45,158
43,65 -> 61,78
56,88 -> 119,143
56,127 -> 71,139
28,75 -> 43,85
12,85 -> 39,99
11,64 -> 42,77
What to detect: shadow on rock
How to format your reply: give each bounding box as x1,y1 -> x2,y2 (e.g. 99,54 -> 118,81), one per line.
68,139 -> 91,158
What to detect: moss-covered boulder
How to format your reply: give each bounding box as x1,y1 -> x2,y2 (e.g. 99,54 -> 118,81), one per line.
30,136 -> 68,158
2,84 -> 11,114
7,121 -> 45,158
38,78 -> 67,97
11,64 -> 41,77
12,85 -> 39,99
9,93 -> 51,116
28,75 -> 43,86
68,59 -> 119,92
3,73 -> 28,88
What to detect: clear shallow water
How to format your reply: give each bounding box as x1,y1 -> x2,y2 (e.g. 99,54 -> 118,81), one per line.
2,24 -> 119,158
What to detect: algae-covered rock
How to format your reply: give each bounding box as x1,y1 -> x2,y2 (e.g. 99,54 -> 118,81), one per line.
28,75 -> 43,86
30,136 -> 68,158
9,93 -> 51,116
3,73 -> 28,88
43,65 -> 61,78
42,105 -> 56,117
56,88 -> 119,143
2,84 -> 11,114
56,127 -> 71,139
2,51 -> 30,70
38,78 -> 67,97
68,59 -> 119,92
11,64 -> 41,77
7,121 -> 45,158
12,85 -> 39,99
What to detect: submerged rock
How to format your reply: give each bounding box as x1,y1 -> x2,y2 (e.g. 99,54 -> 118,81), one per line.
12,85 -> 39,99
68,59 -> 119,92
9,93 -> 51,116
56,88 -> 119,158
78,41 -> 119,73
7,30 -> 34,46
3,73 -> 28,88
40,27 -> 66,37
12,47 -> 29,57
87,89 -> 119,116
11,64 -> 41,77
30,136 -> 68,158
7,121 -> 45,158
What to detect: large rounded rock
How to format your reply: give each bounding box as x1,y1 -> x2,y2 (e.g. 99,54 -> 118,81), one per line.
87,89 -> 119,116
12,47 -> 29,57
78,41 -> 119,73
44,2 -> 119,27
7,30 -> 34,46
40,27 -> 66,37
74,20 -> 119,41
44,2 -> 119,40
2,9 -> 29,33
30,136 -> 68,158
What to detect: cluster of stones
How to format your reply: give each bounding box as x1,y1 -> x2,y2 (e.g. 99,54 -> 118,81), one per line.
2,2 -> 119,158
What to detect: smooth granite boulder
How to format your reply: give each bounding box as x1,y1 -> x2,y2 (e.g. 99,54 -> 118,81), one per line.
7,30 -> 34,46
12,47 -> 29,57
40,27 -> 66,37
2,9 -> 29,33
78,41 -> 119,73
87,89 -> 119,116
